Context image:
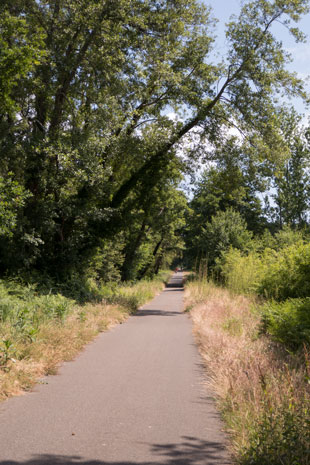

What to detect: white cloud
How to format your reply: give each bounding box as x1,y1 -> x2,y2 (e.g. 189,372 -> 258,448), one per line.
286,43 -> 310,67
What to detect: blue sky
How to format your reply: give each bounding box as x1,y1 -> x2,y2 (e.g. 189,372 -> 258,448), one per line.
205,0 -> 310,116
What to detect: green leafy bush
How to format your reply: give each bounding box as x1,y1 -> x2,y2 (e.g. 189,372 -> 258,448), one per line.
241,395 -> 310,465
258,243 -> 310,300
219,248 -> 265,295
0,279 -> 74,328
260,298 -> 310,350
220,239 -> 310,300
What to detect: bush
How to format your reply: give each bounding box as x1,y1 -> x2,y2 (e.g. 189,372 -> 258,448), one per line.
220,240 -> 310,300
258,242 -> 310,300
241,394 -> 310,465
260,298 -> 310,350
0,279 -> 75,327
219,248 -> 265,294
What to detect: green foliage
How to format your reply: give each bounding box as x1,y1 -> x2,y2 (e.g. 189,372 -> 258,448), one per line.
0,279 -> 74,364
192,208 -> 253,271
271,111 -> 310,228
87,238 -> 124,284
258,242 -> 310,300
99,270 -> 171,312
219,228 -> 310,299
207,209 -> 253,263
260,298 -> 310,350
0,339 -> 14,365
184,137 -> 268,269
218,227 -> 310,355
0,9 -> 45,113
0,0 -> 308,280
241,394 -> 310,465
220,248 -> 265,295
0,280 -> 74,324
0,175 -> 29,237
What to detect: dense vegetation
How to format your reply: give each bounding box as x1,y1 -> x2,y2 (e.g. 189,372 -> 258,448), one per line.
1,0 -> 309,286
185,280 -> 310,465
184,112 -> 310,352
2,0 -> 310,460
0,271 -> 170,399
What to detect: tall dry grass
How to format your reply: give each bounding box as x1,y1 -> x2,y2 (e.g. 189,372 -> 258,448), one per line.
0,274 -> 169,401
0,303 -> 128,400
185,280 -> 310,465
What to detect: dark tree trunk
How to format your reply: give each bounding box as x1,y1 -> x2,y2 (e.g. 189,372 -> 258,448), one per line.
121,220 -> 147,281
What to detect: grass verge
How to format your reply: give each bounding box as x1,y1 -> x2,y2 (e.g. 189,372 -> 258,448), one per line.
0,271 -> 171,401
185,280 -> 310,465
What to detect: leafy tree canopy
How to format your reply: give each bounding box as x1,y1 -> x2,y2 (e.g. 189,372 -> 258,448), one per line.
0,0 -> 309,279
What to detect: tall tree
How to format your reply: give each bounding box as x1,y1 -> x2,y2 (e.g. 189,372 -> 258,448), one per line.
272,112 -> 310,227
0,0 -> 309,277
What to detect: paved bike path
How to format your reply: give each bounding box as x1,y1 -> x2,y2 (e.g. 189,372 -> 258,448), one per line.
0,274 -> 230,465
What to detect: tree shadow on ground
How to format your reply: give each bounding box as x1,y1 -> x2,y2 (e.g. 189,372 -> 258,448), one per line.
163,288 -> 184,292
136,309 -> 181,316
165,282 -> 183,289
0,436 -> 230,465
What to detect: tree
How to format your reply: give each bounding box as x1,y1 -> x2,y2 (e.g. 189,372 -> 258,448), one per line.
0,8 -> 45,115
0,175 -> 29,238
272,113 -> 310,227
0,0 -> 309,278
120,182 -> 187,281
192,208 -> 253,272
110,0 -> 310,212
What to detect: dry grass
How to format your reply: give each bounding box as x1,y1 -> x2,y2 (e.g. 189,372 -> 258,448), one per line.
185,280 -> 310,464
0,275 -> 169,402
0,303 -> 129,401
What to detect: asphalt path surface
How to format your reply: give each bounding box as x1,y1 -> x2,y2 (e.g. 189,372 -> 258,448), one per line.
0,273 -> 230,465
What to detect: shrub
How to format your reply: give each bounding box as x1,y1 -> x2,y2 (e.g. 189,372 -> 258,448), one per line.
220,241 -> 310,300
258,242 -> 310,300
219,248 -> 265,294
240,394 -> 310,465
260,298 -> 310,350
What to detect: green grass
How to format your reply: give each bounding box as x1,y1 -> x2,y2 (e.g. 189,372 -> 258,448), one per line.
0,270 -> 171,399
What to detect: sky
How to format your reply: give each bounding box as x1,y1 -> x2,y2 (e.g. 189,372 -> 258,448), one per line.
205,0 -> 310,117
179,1 -> 310,195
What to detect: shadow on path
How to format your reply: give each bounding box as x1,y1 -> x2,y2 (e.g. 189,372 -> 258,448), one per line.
0,436 -> 230,465
136,309 -> 181,317
165,282 -> 183,289
163,288 -> 184,293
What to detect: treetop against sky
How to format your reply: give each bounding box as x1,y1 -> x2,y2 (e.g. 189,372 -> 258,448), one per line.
208,0 -> 310,116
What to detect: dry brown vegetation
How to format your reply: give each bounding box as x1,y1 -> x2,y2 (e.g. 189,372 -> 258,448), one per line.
0,303 -> 131,401
0,276 -> 169,402
185,280 -> 310,465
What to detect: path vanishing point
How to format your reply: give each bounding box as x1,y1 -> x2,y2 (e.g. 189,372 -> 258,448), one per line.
0,273 -> 230,465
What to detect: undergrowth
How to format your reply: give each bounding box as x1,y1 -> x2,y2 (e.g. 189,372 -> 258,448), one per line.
260,298 -> 310,351
220,241 -> 310,300
0,270 -> 170,401
185,280 -> 310,465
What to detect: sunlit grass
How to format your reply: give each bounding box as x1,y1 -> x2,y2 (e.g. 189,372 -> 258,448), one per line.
0,271 -> 171,401
185,280 -> 310,465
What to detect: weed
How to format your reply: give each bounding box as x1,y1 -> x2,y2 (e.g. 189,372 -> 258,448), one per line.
0,271 -> 170,401
0,339 -> 15,367
185,279 -> 310,464
222,317 -> 243,337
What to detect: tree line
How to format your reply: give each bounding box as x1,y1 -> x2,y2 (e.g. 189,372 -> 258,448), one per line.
0,0 -> 309,285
